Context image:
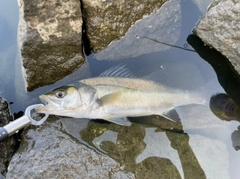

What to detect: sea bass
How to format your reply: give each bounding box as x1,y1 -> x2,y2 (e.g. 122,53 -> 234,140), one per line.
35,66 -> 206,126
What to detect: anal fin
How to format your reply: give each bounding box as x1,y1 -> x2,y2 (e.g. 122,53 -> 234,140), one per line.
162,108 -> 181,123
104,117 -> 132,126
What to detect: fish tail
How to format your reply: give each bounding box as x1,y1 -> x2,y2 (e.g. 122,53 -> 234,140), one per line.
193,77 -> 225,106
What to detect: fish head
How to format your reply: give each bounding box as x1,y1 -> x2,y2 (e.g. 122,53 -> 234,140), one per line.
36,83 -> 97,116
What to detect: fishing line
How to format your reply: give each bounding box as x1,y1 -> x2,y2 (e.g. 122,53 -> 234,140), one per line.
142,36 -> 196,52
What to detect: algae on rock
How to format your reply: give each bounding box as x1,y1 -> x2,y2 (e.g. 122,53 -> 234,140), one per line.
18,0 -> 85,91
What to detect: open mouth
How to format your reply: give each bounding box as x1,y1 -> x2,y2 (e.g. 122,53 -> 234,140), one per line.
35,95 -> 54,113
39,95 -> 50,106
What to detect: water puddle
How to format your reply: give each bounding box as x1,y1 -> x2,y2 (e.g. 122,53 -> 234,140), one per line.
1,0 -> 240,178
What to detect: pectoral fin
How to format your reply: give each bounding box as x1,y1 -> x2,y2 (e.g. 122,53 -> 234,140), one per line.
104,117 -> 132,126
100,92 -> 123,106
162,108 -> 181,123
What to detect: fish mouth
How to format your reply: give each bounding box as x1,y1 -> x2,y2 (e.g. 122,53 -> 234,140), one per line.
40,95 -> 49,106
35,95 -> 59,113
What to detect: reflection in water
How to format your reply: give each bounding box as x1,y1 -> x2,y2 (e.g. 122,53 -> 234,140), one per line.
0,15 -> 15,52
143,36 -> 196,53
80,119 -> 206,179
210,93 -> 240,151
165,131 -> 206,179
231,126 -> 240,151
135,157 -> 181,179
210,93 -> 240,122
187,35 -> 240,107
188,34 -> 240,159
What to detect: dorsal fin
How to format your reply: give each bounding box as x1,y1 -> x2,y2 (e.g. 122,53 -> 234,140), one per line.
99,64 -> 136,78
142,67 -> 172,86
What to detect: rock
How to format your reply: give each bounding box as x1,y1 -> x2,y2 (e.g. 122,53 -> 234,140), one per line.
18,0 -> 85,91
93,0 -> 181,61
0,97 -> 18,177
194,0 -> 240,76
82,0 -> 181,59
6,117 -> 134,179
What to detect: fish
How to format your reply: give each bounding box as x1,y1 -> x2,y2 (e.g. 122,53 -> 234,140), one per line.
35,65 -> 207,126
210,93 -> 240,122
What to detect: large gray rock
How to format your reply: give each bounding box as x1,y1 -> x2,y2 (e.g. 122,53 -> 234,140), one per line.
6,117 -> 134,179
194,0 -> 240,75
18,0 -> 85,91
82,0 -> 172,55
93,0 -> 181,61
0,97 -> 18,177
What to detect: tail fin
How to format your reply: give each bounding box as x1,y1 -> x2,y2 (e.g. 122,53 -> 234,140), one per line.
193,77 -> 225,106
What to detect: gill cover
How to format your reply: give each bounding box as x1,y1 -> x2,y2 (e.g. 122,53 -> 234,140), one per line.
48,86 -> 81,110
51,82 -> 97,110
76,82 -> 98,108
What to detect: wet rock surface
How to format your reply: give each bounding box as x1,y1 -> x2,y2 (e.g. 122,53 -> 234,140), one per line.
82,0 -> 170,54
18,0 -> 85,91
93,0 -> 181,61
77,114 -> 230,179
6,117 -> 134,179
194,0 -> 240,76
0,97 -> 18,177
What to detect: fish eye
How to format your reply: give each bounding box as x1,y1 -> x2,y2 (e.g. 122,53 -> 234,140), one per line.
55,90 -> 65,98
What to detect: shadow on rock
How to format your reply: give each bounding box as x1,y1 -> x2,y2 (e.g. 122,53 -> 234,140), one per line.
187,34 -> 240,107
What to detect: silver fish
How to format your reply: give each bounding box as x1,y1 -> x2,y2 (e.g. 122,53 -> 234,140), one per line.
35,66 -> 206,126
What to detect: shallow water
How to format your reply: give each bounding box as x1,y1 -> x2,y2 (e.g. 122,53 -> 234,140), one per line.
1,0 -> 240,178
